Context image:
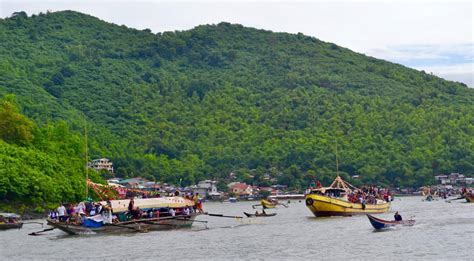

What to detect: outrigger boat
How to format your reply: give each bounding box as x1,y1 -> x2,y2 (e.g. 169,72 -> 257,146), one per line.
367,214 -> 415,230
47,197 -> 198,235
0,213 -> 23,230
243,212 -> 277,217
305,176 -> 391,217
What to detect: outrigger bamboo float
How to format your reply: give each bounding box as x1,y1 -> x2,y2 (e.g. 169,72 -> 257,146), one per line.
305,176 -> 391,217
47,197 -> 198,235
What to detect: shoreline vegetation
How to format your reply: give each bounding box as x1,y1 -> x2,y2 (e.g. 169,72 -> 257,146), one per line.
1,11 -> 473,213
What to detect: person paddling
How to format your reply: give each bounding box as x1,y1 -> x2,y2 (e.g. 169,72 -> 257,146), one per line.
394,211 -> 402,222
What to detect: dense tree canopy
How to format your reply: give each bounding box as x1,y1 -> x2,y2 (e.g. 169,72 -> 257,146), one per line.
0,95 -> 104,212
0,10 -> 473,209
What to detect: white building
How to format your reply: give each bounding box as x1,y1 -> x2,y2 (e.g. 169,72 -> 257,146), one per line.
435,173 -> 469,185
191,180 -> 221,198
88,158 -> 114,173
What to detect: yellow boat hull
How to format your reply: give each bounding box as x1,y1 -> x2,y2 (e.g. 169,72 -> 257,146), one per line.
305,194 -> 390,217
261,199 -> 276,209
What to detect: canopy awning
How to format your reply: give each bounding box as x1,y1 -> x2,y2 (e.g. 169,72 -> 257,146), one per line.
0,213 -> 21,218
100,197 -> 195,213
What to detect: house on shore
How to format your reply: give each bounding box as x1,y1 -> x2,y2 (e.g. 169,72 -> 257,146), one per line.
435,173 -> 471,185
88,158 -> 114,173
191,180 -> 222,199
228,182 -> 253,198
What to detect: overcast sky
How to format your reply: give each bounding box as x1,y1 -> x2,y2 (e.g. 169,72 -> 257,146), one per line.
1,0 -> 472,86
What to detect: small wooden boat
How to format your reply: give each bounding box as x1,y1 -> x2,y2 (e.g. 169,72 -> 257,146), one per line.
0,213 -> 23,230
367,214 -> 415,230
244,212 -> 277,217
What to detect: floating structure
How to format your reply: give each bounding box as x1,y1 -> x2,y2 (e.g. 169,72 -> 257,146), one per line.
243,212 -> 277,217
0,213 -> 23,230
47,197 -> 198,235
367,214 -> 415,230
305,176 -> 390,217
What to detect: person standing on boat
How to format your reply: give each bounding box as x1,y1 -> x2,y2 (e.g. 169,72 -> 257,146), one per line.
128,198 -> 134,212
57,203 -> 66,222
102,203 -> 113,224
76,202 -> 86,215
316,180 -> 322,188
394,211 -> 402,221
193,193 -> 203,213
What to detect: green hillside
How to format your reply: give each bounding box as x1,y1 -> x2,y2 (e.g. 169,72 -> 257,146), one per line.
1,10 -> 473,199
0,94 -> 104,212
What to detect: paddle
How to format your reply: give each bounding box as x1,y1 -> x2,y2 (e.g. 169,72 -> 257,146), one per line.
28,227 -> 55,236
204,212 -> 243,219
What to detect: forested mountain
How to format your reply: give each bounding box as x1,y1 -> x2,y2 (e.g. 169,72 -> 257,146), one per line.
1,10 -> 473,206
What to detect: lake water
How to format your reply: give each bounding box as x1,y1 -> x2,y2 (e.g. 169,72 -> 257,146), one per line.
1,196 -> 472,260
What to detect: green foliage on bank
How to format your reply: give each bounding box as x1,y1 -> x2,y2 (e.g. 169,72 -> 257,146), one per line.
0,10 -> 473,201
0,95 -> 102,211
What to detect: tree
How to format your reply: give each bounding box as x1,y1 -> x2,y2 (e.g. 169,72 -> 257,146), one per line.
0,95 -> 34,145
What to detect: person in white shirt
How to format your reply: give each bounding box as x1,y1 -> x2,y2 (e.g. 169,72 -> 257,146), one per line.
101,205 -> 113,224
76,202 -> 85,215
169,208 -> 176,217
57,204 -> 66,222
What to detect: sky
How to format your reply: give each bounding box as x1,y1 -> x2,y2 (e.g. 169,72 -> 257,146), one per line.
1,0 -> 473,86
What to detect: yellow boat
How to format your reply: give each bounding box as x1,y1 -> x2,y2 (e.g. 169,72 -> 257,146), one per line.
305,176 -> 390,217
261,199 -> 276,209
253,199 -> 288,209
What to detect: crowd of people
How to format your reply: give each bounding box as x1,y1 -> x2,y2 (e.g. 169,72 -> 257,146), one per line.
49,201 -> 114,225
347,186 -> 392,205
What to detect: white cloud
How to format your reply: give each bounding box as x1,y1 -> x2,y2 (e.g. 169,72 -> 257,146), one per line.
414,63 -> 474,87
368,44 -> 473,63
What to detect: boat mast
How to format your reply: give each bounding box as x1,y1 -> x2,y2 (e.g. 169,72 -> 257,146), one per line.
335,139 -> 339,176
84,123 -> 88,200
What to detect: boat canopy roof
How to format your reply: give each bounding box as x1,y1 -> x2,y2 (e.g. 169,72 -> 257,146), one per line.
0,213 -> 21,218
100,197 -> 194,213
311,176 -> 357,194
329,176 -> 357,191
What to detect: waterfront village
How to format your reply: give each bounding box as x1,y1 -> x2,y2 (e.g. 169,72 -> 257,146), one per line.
89,158 -> 473,201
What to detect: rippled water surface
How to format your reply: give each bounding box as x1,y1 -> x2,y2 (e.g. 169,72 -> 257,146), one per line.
1,196 -> 473,260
